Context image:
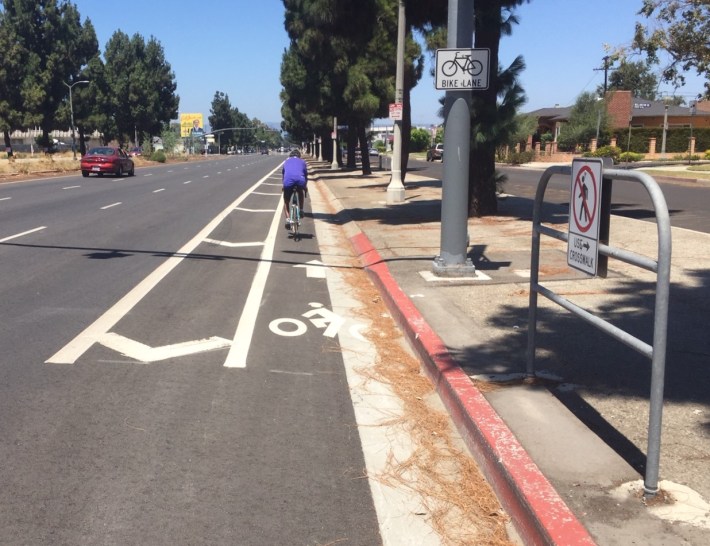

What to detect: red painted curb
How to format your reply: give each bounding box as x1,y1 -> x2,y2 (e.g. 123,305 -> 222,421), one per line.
350,232 -> 596,546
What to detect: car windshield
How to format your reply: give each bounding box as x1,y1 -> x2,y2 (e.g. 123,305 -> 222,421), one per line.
87,147 -> 115,156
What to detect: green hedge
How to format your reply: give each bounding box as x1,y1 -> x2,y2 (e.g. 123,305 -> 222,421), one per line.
612,127 -> 710,154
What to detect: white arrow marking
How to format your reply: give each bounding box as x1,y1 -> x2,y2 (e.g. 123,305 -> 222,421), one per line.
99,332 -> 231,363
294,260 -> 327,279
203,238 -> 264,248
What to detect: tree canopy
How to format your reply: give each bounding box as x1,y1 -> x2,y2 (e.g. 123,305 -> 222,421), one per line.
0,0 -> 179,152
597,60 -> 659,100
632,0 -> 710,98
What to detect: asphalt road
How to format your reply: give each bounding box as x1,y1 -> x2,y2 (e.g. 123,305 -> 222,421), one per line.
0,156 -> 382,545
409,158 -> 710,233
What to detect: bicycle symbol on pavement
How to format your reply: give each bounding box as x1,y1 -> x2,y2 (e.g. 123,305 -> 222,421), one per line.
269,302 -> 365,341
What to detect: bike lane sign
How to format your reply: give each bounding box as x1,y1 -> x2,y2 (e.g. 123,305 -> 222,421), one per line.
568,158 -> 604,276
435,48 -> 490,90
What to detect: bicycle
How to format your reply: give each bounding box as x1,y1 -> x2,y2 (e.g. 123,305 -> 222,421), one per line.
441,52 -> 483,78
288,188 -> 302,240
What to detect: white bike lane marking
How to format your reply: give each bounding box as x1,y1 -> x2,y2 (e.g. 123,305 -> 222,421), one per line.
46,164 -> 285,365
268,302 -> 365,342
222,199 -> 282,368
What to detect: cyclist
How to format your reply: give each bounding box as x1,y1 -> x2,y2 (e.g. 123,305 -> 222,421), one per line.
282,149 -> 308,228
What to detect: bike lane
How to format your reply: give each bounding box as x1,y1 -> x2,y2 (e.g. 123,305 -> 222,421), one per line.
27,165 -> 384,544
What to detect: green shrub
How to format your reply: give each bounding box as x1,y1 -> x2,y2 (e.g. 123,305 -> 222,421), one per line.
150,150 -> 166,163
619,151 -> 645,162
589,145 -> 621,162
704,149 -> 710,160
506,151 -> 534,165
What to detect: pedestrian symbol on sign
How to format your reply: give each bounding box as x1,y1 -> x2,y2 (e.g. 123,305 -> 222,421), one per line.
572,165 -> 598,233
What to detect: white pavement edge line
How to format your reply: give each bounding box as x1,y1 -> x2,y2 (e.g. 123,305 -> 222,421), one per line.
0,226 -> 47,243
46,164 -> 284,365
222,199 -> 282,368
309,184 -> 440,545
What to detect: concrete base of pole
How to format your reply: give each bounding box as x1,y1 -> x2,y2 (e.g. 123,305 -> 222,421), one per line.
330,160 -> 338,170
432,256 -> 476,277
386,180 -> 405,204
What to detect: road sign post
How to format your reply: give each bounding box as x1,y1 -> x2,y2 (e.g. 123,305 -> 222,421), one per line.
568,158 -> 604,276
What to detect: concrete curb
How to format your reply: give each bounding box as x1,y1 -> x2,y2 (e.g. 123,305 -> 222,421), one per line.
312,167 -> 596,545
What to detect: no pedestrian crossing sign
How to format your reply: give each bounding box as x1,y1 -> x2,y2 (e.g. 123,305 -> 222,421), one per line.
568,158 -> 604,276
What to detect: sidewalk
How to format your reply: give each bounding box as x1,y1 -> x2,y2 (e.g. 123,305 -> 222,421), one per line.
310,161 -> 710,545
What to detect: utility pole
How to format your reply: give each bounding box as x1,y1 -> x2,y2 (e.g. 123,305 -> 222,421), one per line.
594,56 -> 613,94
433,0 -> 475,276
386,0 -> 406,204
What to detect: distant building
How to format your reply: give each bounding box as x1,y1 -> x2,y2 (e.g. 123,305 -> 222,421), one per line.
527,91 -> 710,138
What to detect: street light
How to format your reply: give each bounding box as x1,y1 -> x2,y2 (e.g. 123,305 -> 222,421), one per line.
689,101 -> 697,165
660,100 -> 669,160
64,79 -> 90,160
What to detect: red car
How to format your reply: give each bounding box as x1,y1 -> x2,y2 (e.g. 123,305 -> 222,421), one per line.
81,146 -> 135,177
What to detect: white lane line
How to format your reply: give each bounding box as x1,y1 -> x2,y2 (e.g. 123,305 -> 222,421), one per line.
252,192 -> 281,196
203,175 -> 209,179
263,182 -> 281,187
0,226 -> 47,243
234,207 -> 277,212
100,202 -> 122,210
184,180 -> 192,184
46,164 -> 285,365
223,203 -> 281,368
62,186 -> 81,190
144,173 -> 153,177
0,197 -> 11,201
153,188 -> 165,193
203,238 -> 264,248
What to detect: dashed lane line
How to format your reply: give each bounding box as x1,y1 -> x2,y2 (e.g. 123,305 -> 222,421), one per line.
0,226 -> 47,243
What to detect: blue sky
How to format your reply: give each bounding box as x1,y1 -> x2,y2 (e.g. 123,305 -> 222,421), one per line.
79,0 -> 706,128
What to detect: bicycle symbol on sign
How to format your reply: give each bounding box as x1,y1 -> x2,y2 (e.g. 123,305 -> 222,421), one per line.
441,52 -> 483,78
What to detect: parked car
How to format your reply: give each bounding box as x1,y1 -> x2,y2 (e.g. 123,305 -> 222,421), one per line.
128,146 -> 142,156
80,147 -> 135,177
426,143 -> 444,161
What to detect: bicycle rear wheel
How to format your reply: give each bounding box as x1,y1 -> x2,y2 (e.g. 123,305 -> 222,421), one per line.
289,197 -> 300,240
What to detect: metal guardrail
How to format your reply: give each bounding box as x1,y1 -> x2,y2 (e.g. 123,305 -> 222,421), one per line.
526,165 -> 672,498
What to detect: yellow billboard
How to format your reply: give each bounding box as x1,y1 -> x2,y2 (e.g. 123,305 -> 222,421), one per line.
180,113 -> 204,137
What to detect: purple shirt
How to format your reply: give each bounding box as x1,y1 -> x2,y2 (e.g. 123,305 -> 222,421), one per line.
282,157 -> 308,188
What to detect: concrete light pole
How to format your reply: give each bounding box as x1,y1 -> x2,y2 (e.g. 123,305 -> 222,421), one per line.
660,101 -> 669,159
64,79 -> 90,160
331,116 -> 338,170
386,0 -> 406,205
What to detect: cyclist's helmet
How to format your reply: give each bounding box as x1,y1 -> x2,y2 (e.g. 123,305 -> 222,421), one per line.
289,149 -> 301,158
